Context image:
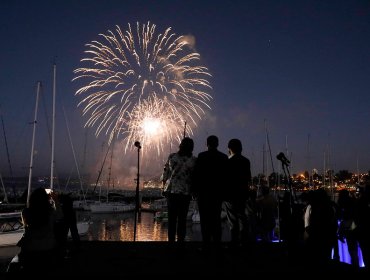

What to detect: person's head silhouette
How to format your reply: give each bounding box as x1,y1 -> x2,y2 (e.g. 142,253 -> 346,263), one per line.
207,135 -> 219,149
179,137 -> 194,157
228,138 -> 242,155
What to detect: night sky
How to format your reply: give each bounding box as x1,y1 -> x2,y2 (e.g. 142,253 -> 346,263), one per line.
1,0 -> 369,188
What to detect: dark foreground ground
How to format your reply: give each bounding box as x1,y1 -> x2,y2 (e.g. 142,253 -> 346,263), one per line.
0,241 -> 367,278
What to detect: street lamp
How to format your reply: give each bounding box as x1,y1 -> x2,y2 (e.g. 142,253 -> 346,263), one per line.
133,141 -> 141,241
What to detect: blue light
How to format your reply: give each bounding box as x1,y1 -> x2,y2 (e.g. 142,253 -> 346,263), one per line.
334,239 -> 365,267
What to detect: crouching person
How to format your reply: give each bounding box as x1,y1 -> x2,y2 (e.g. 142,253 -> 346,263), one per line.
7,187 -> 58,275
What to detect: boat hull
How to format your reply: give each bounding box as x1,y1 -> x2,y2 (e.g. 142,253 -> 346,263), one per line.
90,202 -> 135,213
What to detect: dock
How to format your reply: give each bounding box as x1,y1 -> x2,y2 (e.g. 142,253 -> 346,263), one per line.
0,241 -> 366,277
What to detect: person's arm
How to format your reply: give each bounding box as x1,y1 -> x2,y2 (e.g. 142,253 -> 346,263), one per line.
161,163 -> 170,185
247,160 -> 252,186
303,204 -> 311,240
304,204 -> 311,229
21,208 -> 30,227
160,156 -> 171,196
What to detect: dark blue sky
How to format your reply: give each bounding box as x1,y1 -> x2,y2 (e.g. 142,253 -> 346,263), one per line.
1,0 -> 369,187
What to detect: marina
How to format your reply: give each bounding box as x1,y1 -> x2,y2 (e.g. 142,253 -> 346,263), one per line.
0,194 -> 367,275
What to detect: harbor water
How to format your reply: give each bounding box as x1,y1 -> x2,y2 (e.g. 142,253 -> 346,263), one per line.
76,209 -> 366,267
77,210 -> 210,242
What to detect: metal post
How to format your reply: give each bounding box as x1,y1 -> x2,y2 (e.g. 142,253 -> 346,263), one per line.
133,141 -> 141,241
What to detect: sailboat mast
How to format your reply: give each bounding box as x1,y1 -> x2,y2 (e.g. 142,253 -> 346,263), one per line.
264,120 -> 268,186
106,138 -> 115,202
323,151 -> 326,188
0,106 -> 16,198
27,82 -> 41,207
50,63 -> 56,190
0,107 -> 13,181
264,119 -> 275,186
307,134 -> 311,188
262,143 -> 265,185
183,121 -> 187,139
0,172 -> 8,203
326,133 -> 334,197
357,154 -> 360,184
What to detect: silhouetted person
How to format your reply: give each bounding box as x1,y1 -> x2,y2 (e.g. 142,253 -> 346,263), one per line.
224,138 -> 252,248
192,135 -> 228,249
278,191 -> 293,244
54,193 -> 81,258
337,189 -> 359,268
161,137 -> 197,242
256,186 -> 278,242
8,187 -> 58,274
303,188 -> 337,266
245,188 -> 258,243
354,184 -> 370,270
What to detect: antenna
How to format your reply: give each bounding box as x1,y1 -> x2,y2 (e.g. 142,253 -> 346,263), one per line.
50,63 -> 56,190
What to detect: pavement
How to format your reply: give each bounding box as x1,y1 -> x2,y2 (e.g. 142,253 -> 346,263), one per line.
0,241 -> 367,277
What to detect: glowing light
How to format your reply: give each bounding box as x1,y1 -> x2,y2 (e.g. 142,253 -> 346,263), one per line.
142,118 -> 161,136
73,22 -> 212,154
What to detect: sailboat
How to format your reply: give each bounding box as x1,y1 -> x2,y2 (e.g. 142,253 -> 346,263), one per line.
0,64 -> 91,247
0,80 -> 86,247
0,107 -> 25,212
0,212 -> 24,247
49,63 -> 91,235
0,81 -> 41,247
89,202 -> 135,214
89,142 -> 135,214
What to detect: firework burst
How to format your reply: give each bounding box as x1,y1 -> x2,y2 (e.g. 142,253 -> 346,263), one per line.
73,22 -> 212,154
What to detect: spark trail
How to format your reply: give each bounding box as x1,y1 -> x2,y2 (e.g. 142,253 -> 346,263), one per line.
73,22 -> 212,154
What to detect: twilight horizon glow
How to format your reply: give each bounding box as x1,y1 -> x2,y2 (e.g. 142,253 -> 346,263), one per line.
73,22 -> 212,154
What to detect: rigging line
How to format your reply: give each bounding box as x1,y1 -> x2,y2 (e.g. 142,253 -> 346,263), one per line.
41,81 -> 52,148
0,172 -> 8,203
63,165 -> 75,192
40,80 -> 61,190
0,105 -> 16,198
62,105 -> 86,202
27,82 -> 41,207
262,143 -> 266,183
11,81 -> 35,167
106,136 -> 116,202
80,128 -> 89,188
265,120 -> 275,176
0,106 -> 13,177
92,142 -> 112,193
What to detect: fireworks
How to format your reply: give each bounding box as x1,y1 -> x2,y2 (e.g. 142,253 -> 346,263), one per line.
73,22 -> 212,153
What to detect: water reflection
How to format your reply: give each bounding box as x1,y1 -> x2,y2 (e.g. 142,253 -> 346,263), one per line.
77,211 -> 365,267
77,211 -> 203,242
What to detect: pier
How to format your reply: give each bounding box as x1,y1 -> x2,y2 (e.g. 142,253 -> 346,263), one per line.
0,241 -> 365,277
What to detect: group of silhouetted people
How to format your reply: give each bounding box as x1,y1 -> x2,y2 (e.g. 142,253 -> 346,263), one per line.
161,136 -> 253,249
297,185 -> 370,269
161,135 -> 370,272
